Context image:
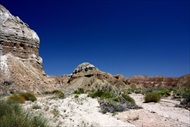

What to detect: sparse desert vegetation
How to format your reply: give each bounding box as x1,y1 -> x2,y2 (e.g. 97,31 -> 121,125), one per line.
73,88 -> 141,113
52,89 -> 65,98
0,100 -> 49,127
122,93 -> 136,105
0,87 -> 189,127
7,92 -> 37,103
8,94 -> 26,104
19,92 -> 37,102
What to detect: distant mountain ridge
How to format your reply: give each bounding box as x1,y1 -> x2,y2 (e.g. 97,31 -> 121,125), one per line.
54,62 -> 189,93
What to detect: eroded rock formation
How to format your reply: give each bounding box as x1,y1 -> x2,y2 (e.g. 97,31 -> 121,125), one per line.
54,62 -> 129,94
0,5 -> 54,94
0,5 -> 42,70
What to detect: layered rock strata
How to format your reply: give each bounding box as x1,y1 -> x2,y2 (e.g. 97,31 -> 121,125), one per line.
0,5 -> 42,70
0,5 -> 54,94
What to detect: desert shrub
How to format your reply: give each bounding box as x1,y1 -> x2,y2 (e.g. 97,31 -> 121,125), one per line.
124,89 -> 133,94
74,88 -> 85,94
123,88 -> 135,94
122,94 -> 136,105
100,103 -> 125,113
172,88 -> 190,100
180,92 -> 190,107
32,104 -> 41,109
112,96 -> 122,102
74,95 -> 79,98
144,92 -> 160,103
141,88 -> 154,95
52,89 -> 63,94
99,99 -> 140,113
0,100 -> 22,117
0,100 -> 49,127
157,89 -> 170,97
89,90 -> 113,99
134,88 -> 142,94
8,94 -> 25,104
19,92 -> 37,102
51,109 -> 59,117
180,88 -> 190,98
52,89 -> 64,98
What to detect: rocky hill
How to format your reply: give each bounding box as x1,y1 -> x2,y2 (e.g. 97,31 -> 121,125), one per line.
53,62 -> 129,93
0,4 -> 55,94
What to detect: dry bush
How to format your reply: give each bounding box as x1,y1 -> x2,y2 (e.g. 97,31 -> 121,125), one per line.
19,92 -> 37,102
8,94 -> 25,104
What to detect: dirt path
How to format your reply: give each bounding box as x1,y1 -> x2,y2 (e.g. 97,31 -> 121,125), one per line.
115,94 -> 190,127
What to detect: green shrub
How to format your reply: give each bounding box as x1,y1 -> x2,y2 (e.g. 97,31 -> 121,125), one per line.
8,94 -> 25,104
51,109 -> 59,117
0,100 -> 22,117
173,88 -> 188,96
134,88 -> 142,94
20,92 -> 37,102
158,89 -> 170,97
52,89 -> 63,94
122,94 -> 136,105
180,92 -> 190,107
0,100 -> 49,127
123,88 -> 134,94
89,90 -> 113,99
112,96 -> 122,102
74,95 -> 79,98
58,93 -> 64,98
144,92 -> 160,103
52,89 -> 64,98
32,104 -> 41,109
74,88 -> 85,94
141,88 -> 154,95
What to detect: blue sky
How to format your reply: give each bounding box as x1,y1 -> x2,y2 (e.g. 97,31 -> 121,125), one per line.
1,0 -> 189,77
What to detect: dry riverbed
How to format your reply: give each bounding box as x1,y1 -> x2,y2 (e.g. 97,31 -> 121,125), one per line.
23,94 -> 135,127
23,94 -> 190,127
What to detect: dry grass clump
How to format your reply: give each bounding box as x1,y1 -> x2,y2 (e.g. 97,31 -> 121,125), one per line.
8,94 -> 25,104
19,92 -> 37,102
8,93 -> 37,103
52,89 -> 64,98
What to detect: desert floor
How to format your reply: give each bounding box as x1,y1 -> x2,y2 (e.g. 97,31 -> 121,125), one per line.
23,94 -> 190,127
